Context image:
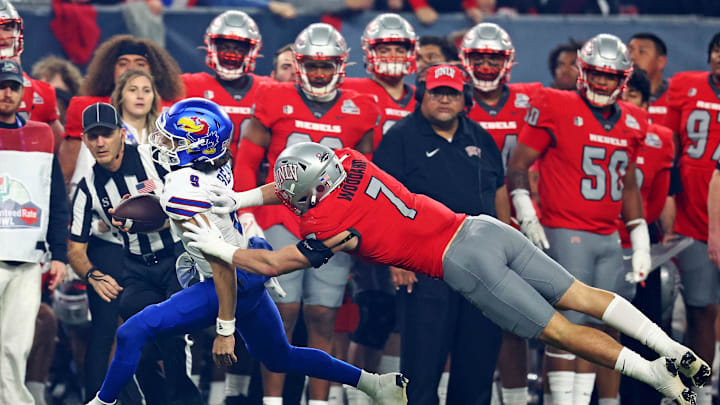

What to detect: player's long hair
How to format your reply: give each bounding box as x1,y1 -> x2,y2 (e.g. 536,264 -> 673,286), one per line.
111,69 -> 160,137
191,150 -> 233,173
81,35 -> 185,101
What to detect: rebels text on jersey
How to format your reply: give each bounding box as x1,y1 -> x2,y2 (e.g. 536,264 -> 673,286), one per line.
342,77 -> 416,146
519,89 -> 645,234
161,161 -> 243,278
616,123 -> 674,247
249,82 -> 381,237
665,71 -> 720,241
182,72 -> 269,157
20,73 -> 59,124
300,149 -> 466,278
467,82 -> 542,171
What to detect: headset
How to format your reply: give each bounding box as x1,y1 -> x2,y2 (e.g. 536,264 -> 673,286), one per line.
414,63 -> 474,109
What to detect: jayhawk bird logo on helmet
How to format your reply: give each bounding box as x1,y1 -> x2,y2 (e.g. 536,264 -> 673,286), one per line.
150,98 -> 233,167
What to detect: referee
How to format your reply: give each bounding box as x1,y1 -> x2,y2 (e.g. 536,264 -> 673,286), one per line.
373,64 -> 507,405
67,103 -> 201,405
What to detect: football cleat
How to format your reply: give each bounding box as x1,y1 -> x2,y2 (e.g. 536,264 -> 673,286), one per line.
676,350 -> 712,388
649,357 -> 696,405
368,372 -> 409,405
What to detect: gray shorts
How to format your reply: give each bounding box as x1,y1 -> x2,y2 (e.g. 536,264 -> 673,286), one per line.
675,237 -> 720,308
264,225 -> 351,308
442,215 -> 575,339
545,226 -> 634,324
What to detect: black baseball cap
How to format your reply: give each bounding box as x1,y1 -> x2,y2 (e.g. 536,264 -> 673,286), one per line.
82,102 -> 122,133
0,59 -> 23,85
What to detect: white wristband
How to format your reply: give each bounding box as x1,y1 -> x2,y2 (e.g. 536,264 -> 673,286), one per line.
216,317 -> 236,336
215,241 -> 239,266
235,188 -> 264,209
628,218 -> 650,252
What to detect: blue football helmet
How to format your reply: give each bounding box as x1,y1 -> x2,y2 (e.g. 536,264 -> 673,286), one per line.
151,98 -> 233,167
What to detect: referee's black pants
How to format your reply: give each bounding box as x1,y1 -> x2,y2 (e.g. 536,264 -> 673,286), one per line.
119,243 -> 202,405
398,275 -> 503,405
84,236 -> 142,404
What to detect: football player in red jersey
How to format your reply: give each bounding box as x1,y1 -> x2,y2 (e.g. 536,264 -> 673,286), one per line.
459,22 -> 541,405
0,0 -> 64,146
234,23 -> 379,404
343,13 -> 418,146
462,23 -> 542,171
663,31 -> 720,405
184,141 -> 711,405
628,33 -> 671,125
507,34 -> 650,405
183,11 -> 267,158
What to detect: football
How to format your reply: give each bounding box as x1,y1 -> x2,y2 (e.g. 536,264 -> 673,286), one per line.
113,193 -> 168,233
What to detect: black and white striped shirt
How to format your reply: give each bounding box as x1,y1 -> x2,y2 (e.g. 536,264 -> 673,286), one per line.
69,144 -> 180,256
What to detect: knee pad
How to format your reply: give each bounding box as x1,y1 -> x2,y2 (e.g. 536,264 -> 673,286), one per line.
350,291 -> 395,350
255,344 -> 292,374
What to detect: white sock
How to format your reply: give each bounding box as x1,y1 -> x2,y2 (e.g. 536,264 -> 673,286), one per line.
598,397 -> 619,405
602,295 -> 685,358
208,381 -> 225,405
547,371 -> 574,405
572,373 -> 595,405
378,355 -> 400,373
356,370 -> 379,395
695,385 -> 713,405
308,400 -> 329,405
438,371 -> 449,405
224,373 -> 251,397
345,385 -> 373,405
543,393 -> 552,405
613,347 -> 654,384
263,396 -> 283,405
501,386 -> 528,405
328,385 -> 345,405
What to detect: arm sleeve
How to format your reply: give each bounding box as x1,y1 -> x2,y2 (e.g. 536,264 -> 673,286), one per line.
69,179 -> 93,243
47,155 -> 69,262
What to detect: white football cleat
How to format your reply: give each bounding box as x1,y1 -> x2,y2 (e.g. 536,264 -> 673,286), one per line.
675,349 -> 712,387
649,357 -> 697,405
85,394 -> 116,405
368,373 -> 409,405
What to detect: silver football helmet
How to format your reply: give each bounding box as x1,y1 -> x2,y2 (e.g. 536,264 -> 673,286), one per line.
293,23 -> 348,100
361,13 -> 418,77
660,262 -> 681,324
204,11 -> 262,80
460,23 -> 515,92
0,0 -> 22,59
274,142 -> 347,216
576,33 -> 633,107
